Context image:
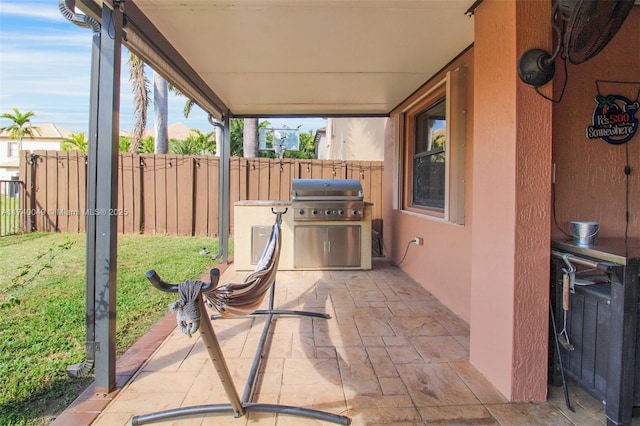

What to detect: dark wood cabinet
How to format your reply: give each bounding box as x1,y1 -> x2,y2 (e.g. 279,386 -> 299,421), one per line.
552,238 -> 640,426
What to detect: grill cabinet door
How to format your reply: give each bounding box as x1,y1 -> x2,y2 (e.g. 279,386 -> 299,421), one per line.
294,225 -> 360,268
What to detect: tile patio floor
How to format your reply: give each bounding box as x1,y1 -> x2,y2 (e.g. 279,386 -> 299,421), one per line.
58,259 -> 625,425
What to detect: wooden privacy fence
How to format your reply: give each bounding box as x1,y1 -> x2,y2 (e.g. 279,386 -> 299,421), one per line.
19,151 -> 383,237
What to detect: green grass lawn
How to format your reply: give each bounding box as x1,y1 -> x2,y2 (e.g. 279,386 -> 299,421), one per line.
0,232 -> 224,425
0,194 -> 25,236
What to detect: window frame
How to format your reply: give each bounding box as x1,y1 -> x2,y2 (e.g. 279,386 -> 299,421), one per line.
8,141 -> 18,158
401,68 -> 467,224
408,92 -> 448,215
403,81 -> 448,218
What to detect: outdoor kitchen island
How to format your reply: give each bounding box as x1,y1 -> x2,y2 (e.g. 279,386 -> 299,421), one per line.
551,238 -> 640,426
234,200 -> 372,271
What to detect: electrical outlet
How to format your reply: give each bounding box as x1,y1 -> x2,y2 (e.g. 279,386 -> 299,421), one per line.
413,237 -> 423,245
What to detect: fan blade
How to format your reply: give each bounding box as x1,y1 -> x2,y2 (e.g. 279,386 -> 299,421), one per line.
565,0 -> 634,64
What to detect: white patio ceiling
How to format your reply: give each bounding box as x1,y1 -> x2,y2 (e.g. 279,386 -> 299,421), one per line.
80,0 -> 476,118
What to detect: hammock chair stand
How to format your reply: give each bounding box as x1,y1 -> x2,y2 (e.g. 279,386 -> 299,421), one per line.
132,210 -> 351,426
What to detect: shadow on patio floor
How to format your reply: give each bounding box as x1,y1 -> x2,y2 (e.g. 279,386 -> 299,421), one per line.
54,259 -> 623,425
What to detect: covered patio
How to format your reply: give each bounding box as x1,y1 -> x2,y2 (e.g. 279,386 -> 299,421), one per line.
54,0 -> 640,425
55,260 -> 606,425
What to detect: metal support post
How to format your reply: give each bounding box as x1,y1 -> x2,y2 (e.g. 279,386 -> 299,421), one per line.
92,3 -> 122,394
67,10 -> 101,380
219,114 -> 231,263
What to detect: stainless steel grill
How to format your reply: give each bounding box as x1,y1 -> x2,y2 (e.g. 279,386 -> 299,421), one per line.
291,179 -> 365,221
291,179 -> 367,269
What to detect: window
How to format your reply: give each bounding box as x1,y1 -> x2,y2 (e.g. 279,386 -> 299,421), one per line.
8,142 -> 18,157
413,98 -> 446,210
402,67 -> 467,224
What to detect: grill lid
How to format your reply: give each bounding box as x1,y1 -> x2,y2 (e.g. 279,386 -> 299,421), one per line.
291,179 -> 363,201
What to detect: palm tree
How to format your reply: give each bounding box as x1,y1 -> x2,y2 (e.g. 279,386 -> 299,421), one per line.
243,118 -> 259,157
61,132 -> 89,153
128,52 -> 149,153
0,108 -> 40,154
153,71 -> 169,154
168,83 -> 195,119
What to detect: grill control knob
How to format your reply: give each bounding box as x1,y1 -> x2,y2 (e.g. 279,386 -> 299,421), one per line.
311,209 -> 318,215
352,209 -> 360,216
298,209 -> 305,215
337,209 -> 344,216
325,209 -> 332,215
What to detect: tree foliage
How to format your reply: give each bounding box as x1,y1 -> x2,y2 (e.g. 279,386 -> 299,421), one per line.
127,53 -> 149,153
61,132 -> 89,153
170,129 -> 216,155
0,108 -> 40,152
119,135 -> 154,154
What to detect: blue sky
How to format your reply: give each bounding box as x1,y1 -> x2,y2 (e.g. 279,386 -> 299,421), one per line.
0,1 -> 326,135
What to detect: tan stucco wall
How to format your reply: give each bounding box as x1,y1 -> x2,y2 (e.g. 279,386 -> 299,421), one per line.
552,7 -> 640,240
383,0 -> 638,404
470,0 -> 552,401
323,118 -> 385,161
385,50 -> 475,322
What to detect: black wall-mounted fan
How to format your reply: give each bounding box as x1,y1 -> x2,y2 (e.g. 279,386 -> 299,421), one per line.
518,0 -> 635,88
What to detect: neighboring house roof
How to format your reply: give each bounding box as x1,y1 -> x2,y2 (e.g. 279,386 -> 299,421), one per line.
0,123 -> 73,140
141,122 -> 198,140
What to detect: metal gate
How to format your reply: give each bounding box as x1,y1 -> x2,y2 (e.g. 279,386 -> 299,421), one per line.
1,179 -> 26,236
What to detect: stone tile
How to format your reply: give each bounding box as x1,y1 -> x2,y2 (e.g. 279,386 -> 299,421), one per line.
183,365 -> 229,406
125,370 -> 198,394
335,307 -> 390,322
450,361 -> 507,404
279,383 -> 347,412
366,346 -> 399,378
316,346 -> 337,359
91,411 -> 134,426
454,334 -> 470,351
353,316 -> 395,337
548,396 -> 606,426
292,332 -> 316,358
201,413 -> 249,425
386,345 -> 423,364
276,414 -> 346,426
349,289 -> 387,303
361,336 -> 385,346
385,301 -> 416,316
386,315 -> 448,336
105,391 -> 188,414
347,406 -> 422,424
255,371 -> 282,394
486,402 -> 575,425
271,316 -> 314,334
314,321 -> 362,347
379,377 -> 408,395
266,331 -> 293,358
338,347 -> 382,396
412,335 -> 469,363
405,300 -> 449,316
142,335 -> 198,372
396,363 -> 480,407
382,335 -> 410,346
392,283 -> 437,301
436,313 -> 470,336
329,289 -> 356,308
282,357 -> 342,386
56,262 -> 620,426
418,405 -> 499,425
374,284 -> 403,303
